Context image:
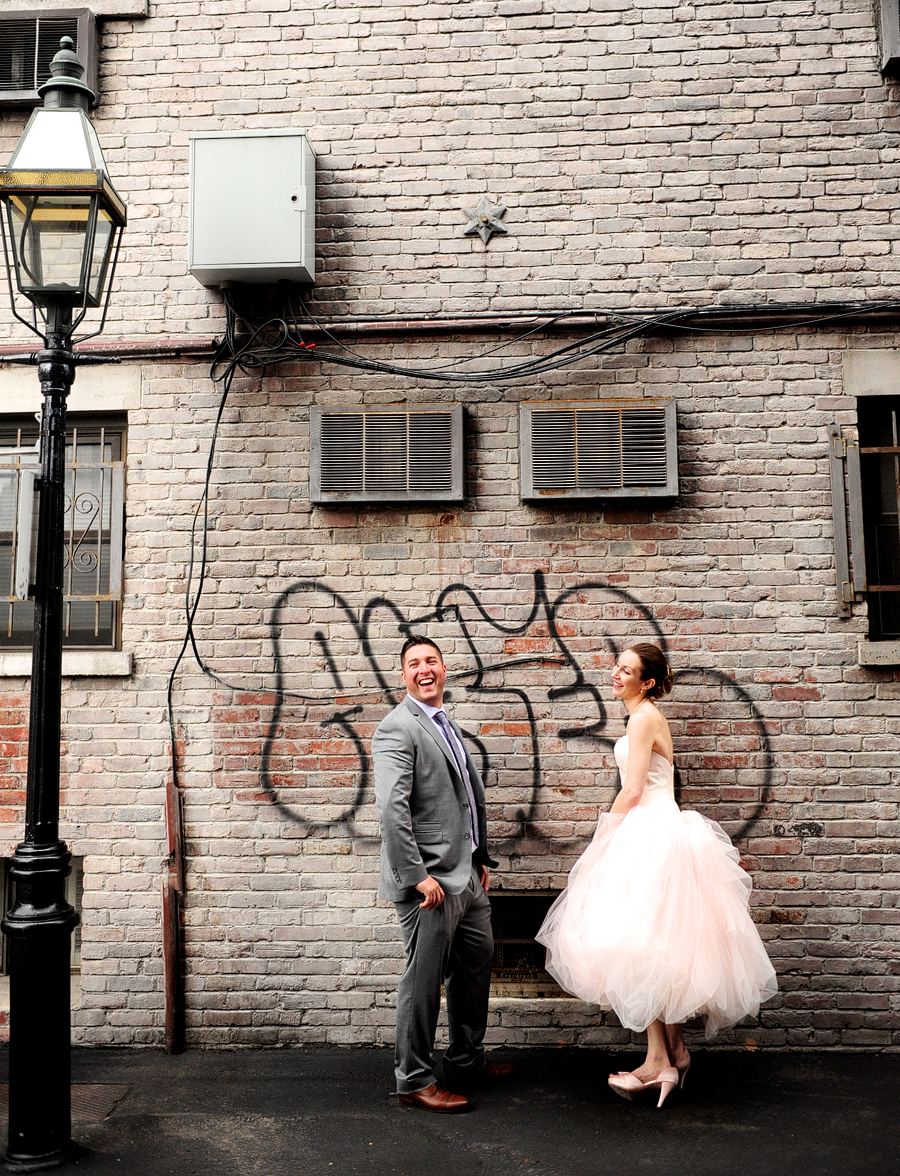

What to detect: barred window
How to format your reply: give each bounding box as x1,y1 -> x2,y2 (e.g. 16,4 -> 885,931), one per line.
0,415 -> 125,649
859,397 -> 900,640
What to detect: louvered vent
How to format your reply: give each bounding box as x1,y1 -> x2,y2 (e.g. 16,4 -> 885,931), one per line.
521,401 -> 678,500
311,405 -> 463,503
880,0 -> 900,74
0,10 -> 97,106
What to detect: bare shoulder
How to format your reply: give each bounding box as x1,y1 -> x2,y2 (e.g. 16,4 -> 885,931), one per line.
640,700 -> 672,757
627,705 -> 661,736
628,703 -> 672,755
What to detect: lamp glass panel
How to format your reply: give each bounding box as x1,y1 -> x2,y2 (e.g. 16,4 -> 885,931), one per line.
88,207 -> 115,303
7,191 -> 94,297
8,110 -> 101,171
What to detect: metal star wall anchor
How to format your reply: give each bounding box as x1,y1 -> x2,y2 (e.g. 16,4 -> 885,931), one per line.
462,197 -> 508,244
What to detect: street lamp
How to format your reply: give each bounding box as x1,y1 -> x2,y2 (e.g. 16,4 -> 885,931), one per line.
0,37 -> 126,1172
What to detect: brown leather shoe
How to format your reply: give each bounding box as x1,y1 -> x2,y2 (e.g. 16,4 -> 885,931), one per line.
482,1061 -> 516,1080
398,1083 -> 471,1113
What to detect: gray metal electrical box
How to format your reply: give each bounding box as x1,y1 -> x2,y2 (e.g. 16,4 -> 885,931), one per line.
188,129 -> 315,287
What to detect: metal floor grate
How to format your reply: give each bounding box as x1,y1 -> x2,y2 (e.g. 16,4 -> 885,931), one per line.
0,1084 -> 131,1123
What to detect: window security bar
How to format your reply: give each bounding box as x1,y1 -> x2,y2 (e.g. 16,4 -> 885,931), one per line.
0,429 -> 124,646
0,445 -> 38,601
832,401 -> 900,637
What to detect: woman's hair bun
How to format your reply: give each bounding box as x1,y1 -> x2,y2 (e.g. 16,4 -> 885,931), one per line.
628,643 -> 673,699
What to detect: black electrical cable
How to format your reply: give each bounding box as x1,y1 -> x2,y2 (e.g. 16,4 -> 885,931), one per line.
168,291 -> 900,791
165,336 -> 235,794
166,305 -> 307,791
306,316 -> 679,381
222,287 -> 693,384
227,294 -> 900,385
294,297 -> 629,372
664,300 -> 900,335
300,299 -> 900,380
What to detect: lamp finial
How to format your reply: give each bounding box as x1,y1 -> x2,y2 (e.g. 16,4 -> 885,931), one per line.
38,36 -> 95,109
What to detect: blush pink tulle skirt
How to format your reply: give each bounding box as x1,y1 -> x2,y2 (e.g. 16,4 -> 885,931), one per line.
536,801 -> 778,1038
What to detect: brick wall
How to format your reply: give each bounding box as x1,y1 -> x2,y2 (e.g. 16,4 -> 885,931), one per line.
0,696 -> 26,828
0,323 -> 892,1047
2,0 -> 898,338
0,0 -> 898,1048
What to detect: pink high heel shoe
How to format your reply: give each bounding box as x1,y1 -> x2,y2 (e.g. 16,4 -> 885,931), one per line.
673,1048 -> 691,1089
608,1067 -> 679,1108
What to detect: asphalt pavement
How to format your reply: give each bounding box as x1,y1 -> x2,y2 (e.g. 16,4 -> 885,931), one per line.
0,1047 -> 896,1176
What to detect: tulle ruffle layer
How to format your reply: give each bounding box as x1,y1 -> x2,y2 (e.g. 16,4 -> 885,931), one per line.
536,802 -> 777,1038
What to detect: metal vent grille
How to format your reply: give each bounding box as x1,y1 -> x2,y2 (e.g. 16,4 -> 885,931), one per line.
0,10 -> 96,105
522,401 -> 677,500
880,0 -> 900,74
312,405 -> 463,503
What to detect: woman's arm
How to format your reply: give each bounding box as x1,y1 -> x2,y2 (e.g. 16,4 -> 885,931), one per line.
610,710 -> 655,815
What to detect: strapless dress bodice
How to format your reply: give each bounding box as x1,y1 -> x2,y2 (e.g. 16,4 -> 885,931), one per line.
614,734 -> 676,807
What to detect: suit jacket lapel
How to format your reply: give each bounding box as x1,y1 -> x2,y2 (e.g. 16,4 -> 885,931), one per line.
403,696 -> 461,778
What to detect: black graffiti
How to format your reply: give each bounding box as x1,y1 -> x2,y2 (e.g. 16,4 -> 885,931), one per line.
774,822 -> 823,838
259,571 -> 773,845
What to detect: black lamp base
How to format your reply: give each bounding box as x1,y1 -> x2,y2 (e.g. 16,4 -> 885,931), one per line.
2,1142 -> 84,1173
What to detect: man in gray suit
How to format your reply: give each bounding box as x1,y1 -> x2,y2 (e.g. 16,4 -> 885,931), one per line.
373,635 -> 513,1113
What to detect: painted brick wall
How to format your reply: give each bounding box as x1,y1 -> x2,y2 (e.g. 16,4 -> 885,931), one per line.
0,323 -> 893,1047
0,696 -> 26,828
1,0 -> 898,337
0,0 -> 899,1049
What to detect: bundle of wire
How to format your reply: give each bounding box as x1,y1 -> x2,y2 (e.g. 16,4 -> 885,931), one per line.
168,291 -> 900,793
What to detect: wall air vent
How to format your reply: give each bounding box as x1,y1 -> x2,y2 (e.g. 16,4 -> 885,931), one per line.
310,405 -> 464,504
879,0 -> 900,74
520,400 -> 678,501
0,9 -> 97,106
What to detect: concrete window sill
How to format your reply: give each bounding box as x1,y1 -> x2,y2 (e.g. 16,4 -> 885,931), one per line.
858,641 -> 900,667
0,651 -> 133,678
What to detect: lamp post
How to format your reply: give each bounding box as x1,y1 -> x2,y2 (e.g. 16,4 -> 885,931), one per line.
0,38 -> 126,1171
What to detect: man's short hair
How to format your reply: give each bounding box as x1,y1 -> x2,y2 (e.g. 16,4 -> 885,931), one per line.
400,635 -> 444,666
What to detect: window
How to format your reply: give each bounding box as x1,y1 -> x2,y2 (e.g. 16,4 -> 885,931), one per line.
831,400 -> 900,640
859,399 -> 900,639
0,415 -> 125,649
310,405 -> 464,504
0,9 -> 98,106
520,400 -> 678,501
489,892 -> 565,998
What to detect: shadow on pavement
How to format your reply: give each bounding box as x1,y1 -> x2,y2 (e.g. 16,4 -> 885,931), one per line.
0,1048 -> 897,1176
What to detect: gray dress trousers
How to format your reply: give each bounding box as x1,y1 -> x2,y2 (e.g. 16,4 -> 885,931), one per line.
393,866 -> 494,1094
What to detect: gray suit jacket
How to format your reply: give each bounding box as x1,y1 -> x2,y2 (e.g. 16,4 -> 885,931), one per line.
373,696 -> 497,901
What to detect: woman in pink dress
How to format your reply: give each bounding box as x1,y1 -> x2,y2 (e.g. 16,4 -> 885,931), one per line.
536,644 -> 777,1107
